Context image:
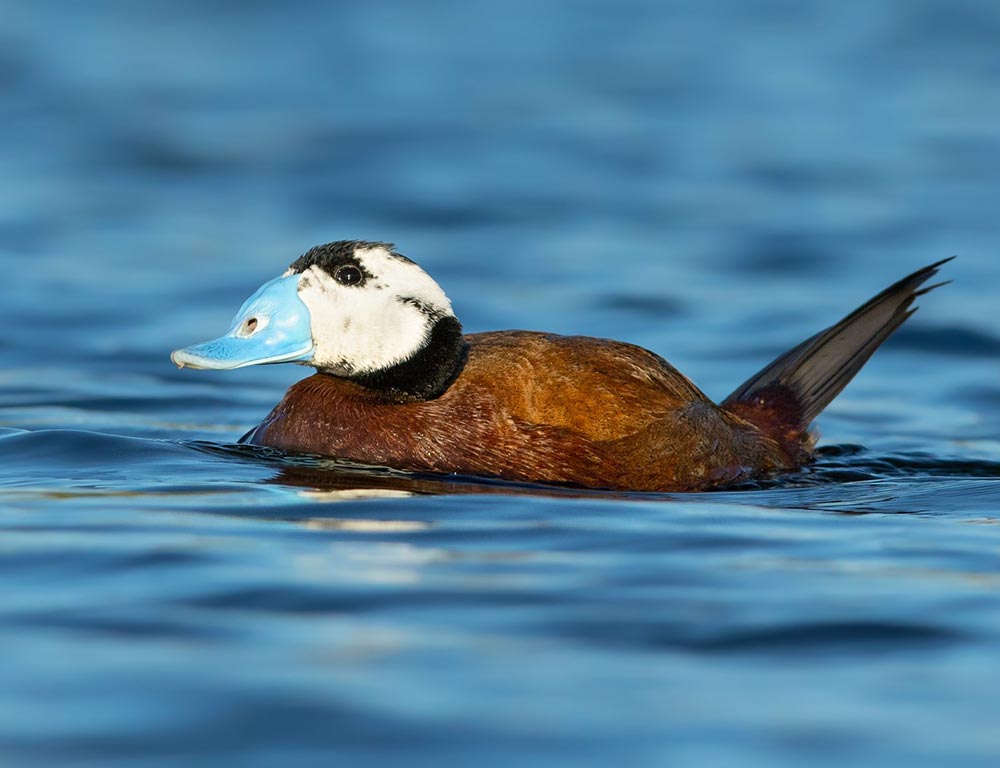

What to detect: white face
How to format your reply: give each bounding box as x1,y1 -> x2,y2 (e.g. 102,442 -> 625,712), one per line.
290,244 -> 455,376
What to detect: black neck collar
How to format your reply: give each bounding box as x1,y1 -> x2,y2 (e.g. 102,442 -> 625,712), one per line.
324,316 -> 468,403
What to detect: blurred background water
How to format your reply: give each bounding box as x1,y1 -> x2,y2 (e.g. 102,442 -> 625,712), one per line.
2,1 -> 1000,765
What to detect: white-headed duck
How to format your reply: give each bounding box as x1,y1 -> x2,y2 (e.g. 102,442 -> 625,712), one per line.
172,241 -> 950,492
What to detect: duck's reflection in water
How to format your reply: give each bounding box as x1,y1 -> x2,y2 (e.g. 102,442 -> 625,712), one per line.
267,460 -> 647,502
262,461 -> 620,534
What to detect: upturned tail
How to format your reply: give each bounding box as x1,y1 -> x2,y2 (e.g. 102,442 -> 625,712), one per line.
721,258 -> 953,453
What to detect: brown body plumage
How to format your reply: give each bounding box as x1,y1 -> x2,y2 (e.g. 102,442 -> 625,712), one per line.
244,331 -> 799,491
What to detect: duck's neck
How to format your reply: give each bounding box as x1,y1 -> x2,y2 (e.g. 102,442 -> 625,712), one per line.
329,316 -> 468,403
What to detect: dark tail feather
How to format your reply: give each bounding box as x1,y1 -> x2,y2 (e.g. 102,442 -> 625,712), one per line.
722,258 -> 953,440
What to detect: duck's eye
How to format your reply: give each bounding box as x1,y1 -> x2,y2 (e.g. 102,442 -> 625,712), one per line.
335,265 -> 364,286
244,317 -> 258,333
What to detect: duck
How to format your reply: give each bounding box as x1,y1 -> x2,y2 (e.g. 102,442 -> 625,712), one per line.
171,241 -> 950,492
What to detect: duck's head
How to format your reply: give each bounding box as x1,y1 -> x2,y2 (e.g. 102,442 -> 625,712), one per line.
171,241 -> 466,400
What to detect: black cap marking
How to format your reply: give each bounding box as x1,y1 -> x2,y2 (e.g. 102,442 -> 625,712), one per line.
289,241 -> 416,282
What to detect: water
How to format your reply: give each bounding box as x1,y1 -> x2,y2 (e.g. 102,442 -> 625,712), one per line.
2,1 -> 1000,765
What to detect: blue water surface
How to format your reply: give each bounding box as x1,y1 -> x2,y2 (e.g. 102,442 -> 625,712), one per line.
2,1 -> 1000,766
